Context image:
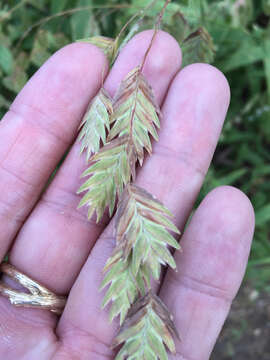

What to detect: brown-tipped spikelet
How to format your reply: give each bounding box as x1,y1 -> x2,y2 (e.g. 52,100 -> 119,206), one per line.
108,66 -> 161,166
115,184 -> 180,279
113,291 -> 180,360
100,184 -> 180,326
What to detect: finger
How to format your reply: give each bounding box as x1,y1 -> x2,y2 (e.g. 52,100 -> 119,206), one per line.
8,30 -> 182,296
57,64 -> 230,355
0,43 -> 107,259
159,186 -> 255,360
136,63 -> 231,227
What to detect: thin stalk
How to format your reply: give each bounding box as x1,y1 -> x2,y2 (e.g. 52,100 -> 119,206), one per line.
116,0 -> 157,42
0,0 -> 28,22
16,4 -> 131,50
112,0 -> 158,63
141,0 -> 171,70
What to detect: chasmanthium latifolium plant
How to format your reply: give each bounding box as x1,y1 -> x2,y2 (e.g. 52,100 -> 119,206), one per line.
77,2 -> 181,358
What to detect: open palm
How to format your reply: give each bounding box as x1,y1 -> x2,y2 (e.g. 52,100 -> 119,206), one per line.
0,31 -> 254,360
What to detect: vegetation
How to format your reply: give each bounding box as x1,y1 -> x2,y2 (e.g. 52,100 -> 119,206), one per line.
0,0 -> 270,289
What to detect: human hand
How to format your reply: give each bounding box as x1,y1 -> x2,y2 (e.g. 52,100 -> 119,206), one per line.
0,31 -> 255,359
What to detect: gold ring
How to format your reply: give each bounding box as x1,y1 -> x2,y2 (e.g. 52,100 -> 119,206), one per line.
0,263 -> 66,315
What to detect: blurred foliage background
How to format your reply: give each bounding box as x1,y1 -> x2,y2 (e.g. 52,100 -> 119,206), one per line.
0,0 -> 270,358
0,0 -> 269,293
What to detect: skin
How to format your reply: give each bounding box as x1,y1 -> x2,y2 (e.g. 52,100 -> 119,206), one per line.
0,30 -> 255,360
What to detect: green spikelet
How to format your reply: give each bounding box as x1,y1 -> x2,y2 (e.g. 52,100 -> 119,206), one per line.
77,136 -> 132,221
100,249 -> 150,325
108,66 -> 161,166
181,27 -> 215,67
113,291 -> 180,360
114,184 -> 180,280
78,88 -> 113,160
77,36 -> 118,63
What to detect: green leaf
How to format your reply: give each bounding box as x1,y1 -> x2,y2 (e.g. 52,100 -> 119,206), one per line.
230,0 -> 253,28
78,88 -> 113,160
0,94 -> 10,109
70,0 -> 99,41
3,71 -> 27,94
256,204 -> 270,226
2,51 -> 28,93
263,0 -> 270,15
47,32 -> 69,49
50,0 -> 68,13
181,27 -> 215,67
212,168 -> 248,187
26,0 -> 47,11
263,39 -> 270,101
216,32 -> 264,72
30,30 -> 51,67
0,44 -> 13,74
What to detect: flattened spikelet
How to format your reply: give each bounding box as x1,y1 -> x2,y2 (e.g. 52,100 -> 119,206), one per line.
77,36 -> 117,63
114,184 -> 180,279
77,136 -> 132,222
113,291 -> 179,360
100,249 -> 150,325
182,27 -> 215,67
78,88 -> 113,160
108,66 -> 161,166
78,66 -> 161,221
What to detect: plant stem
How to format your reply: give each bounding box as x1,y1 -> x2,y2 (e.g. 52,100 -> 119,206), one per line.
116,0 -> 157,42
141,0 -> 171,70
